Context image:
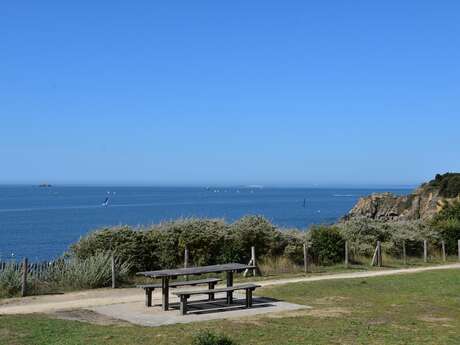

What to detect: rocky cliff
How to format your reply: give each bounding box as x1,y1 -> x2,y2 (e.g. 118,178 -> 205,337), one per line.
343,173 -> 460,222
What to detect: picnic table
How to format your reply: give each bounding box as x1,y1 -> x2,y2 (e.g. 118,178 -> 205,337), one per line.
137,263 -> 255,311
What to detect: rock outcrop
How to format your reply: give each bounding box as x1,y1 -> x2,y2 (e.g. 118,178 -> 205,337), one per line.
343,173 -> 460,222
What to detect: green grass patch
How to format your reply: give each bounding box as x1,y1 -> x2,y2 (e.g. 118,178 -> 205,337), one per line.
1,269 -> 460,344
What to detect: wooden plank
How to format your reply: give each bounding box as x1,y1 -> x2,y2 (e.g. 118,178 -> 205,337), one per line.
441,241 -> 446,262
137,263 -> 254,278
184,247 -> 189,280
377,241 -> 382,267
21,258 -> 28,297
344,241 -> 349,268
371,245 -> 378,266
226,271 -> 233,304
179,295 -> 188,315
137,278 -> 221,289
251,246 -> 257,277
162,276 -> 170,311
111,254 -> 116,289
173,284 -> 261,296
303,242 -> 309,273
402,240 -> 407,265
423,240 -> 428,263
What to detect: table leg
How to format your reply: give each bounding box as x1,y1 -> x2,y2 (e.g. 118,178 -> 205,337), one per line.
226,271 -> 233,304
162,277 -> 169,311
208,282 -> 215,301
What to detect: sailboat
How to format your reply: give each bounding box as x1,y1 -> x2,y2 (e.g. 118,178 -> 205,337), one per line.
102,192 -> 112,207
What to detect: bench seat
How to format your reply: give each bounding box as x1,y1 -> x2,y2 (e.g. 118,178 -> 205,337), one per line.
137,278 -> 221,307
173,283 -> 261,315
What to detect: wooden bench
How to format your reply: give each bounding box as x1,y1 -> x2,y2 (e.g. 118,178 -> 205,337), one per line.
173,283 -> 261,315
137,278 -> 221,307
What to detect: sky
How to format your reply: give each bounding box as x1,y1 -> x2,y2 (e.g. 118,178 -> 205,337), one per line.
1,1 -> 459,187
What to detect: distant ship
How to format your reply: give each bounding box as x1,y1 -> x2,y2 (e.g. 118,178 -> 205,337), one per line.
38,183 -> 52,187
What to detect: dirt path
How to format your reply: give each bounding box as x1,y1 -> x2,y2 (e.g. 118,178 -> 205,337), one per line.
1,263 -> 459,315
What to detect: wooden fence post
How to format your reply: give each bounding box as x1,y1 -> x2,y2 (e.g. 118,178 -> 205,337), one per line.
423,240 -> 428,263
441,241 -> 446,262
458,240 -> 460,262
111,253 -> 116,289
377,241 -> 382,267
21,258 -> 28,297
251,246 -> 257,277
344,241 -> 349,268
303,242 -> 308,273
244,246 -> 258,277
371,244 -> 378,266
402,240 -> 406,265
184,247 -> 189,280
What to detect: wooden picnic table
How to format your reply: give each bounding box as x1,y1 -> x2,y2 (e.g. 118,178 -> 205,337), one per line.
137,263 -> 255,311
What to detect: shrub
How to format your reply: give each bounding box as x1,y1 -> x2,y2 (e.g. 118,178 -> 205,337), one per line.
70,226 -> 155,272
309,225 -> 345,265
46,252 -> 132,290
431,201 -> 460,253
428,173 -> 460,198
337,218 -> 436,257
433,200 -> 460,221
191,331 -> 237,345
70,216 -> 299,272
228,216 -> 279,262
0,263 -> 22,297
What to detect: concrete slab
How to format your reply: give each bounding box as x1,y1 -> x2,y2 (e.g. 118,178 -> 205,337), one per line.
89,292 -> 308,327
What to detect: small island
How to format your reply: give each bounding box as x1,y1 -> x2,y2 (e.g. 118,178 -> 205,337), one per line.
38,183 -> 52,188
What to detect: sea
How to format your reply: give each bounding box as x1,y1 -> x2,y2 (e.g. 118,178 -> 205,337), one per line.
0,186 -> 411,261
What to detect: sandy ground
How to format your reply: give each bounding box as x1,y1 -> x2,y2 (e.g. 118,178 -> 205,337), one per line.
1,263 -> 459,316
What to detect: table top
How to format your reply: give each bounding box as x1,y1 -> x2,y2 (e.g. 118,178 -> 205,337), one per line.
136,263 -> 255,278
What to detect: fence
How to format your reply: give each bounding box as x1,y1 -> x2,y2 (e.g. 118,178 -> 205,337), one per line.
0,253 -> 119,297
301,238 -> 460,273
0,260 -> 52,278
2,240 -> 460,297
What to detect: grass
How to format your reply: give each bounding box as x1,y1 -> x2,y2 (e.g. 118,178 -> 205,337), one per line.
1,268 -> 460,344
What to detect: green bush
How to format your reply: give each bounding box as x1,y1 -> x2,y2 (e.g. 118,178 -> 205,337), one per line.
0,263 -> 22,297
431,201 -> 460,253
309,225 -> 345,265
337,218 -> 436,257
70,216 -> 302,272
70,226 -> 156,272
191,331 -> 237,345
428,173 -> 460,198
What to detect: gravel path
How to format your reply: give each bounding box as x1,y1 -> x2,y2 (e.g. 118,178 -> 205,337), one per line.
1,263 -> 459,315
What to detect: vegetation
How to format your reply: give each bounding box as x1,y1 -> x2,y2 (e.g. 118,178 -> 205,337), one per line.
309,225 -> 345,264
431,200 -> 460,253
192,331 -> 238,345
1,269 -> 459,344
337,218 -> 437,258
427,172 -> 460,198
70,212 -> 460,275
44,252 -> 132,290
0,262 -> 23,297
71,216 -> 305,272
0,252 -> 131,297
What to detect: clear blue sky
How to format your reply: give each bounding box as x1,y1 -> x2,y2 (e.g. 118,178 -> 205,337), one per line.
1,1 -> 459,186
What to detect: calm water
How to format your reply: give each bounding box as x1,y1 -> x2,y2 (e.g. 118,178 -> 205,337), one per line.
0,186 -> 410,260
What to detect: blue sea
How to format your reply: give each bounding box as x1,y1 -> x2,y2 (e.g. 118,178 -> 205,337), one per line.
0,186 -> 411,261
